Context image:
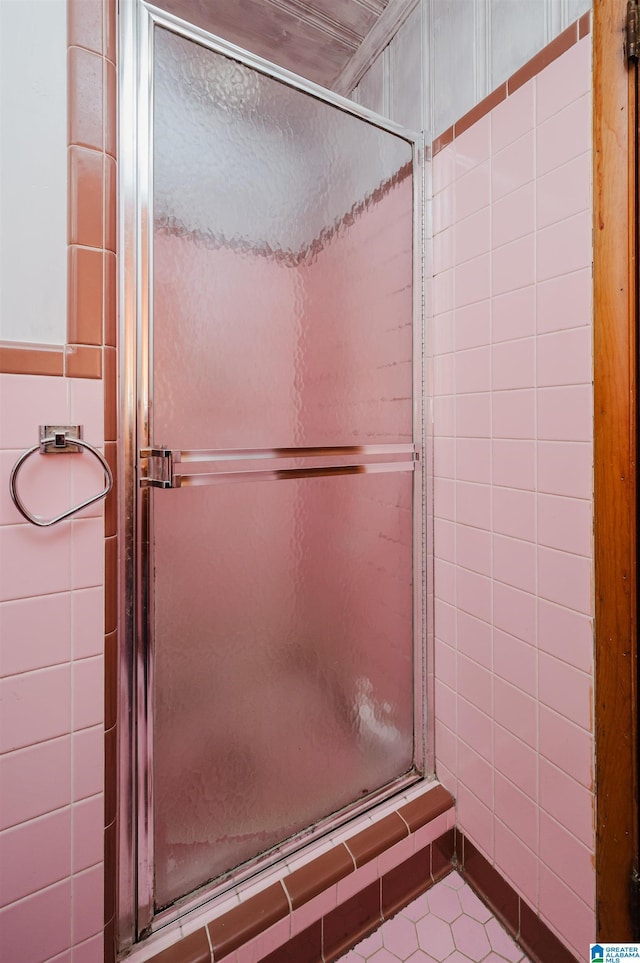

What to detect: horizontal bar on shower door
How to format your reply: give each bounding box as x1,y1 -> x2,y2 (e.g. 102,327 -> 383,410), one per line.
141,459 -> 416,489
140,443 -> 416,463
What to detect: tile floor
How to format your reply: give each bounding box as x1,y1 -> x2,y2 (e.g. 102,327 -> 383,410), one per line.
338,872 -> 532,963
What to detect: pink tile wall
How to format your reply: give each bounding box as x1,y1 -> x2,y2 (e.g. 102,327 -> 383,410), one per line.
430,35 -> 594,959
0,374 -> 105,962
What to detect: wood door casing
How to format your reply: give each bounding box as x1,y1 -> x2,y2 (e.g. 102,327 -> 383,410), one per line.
594,0 -> 638,940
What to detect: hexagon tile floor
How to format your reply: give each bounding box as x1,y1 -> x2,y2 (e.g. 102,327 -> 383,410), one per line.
337,871 -> 532,963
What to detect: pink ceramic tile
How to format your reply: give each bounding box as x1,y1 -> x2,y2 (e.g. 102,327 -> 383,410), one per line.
456,524 -> 491,575
454,255 -> 491,309
70,447 -> 107,521
72,794 -> 103,874
492,440 -> 535,492
69,379 -> 104,449
0,807 -> 71,907
433,186 -> 454,236
485,917 -> 524,962
491,80 -> 535,154
435,680 -> 457,733
456,393 -> 491,438
492,389 -> 536,439
493,581 -> 535,644
539,810 -> 595,909
432,144 -> 456,194
0,593 -> 71,677
0,665 -> 71,753
537,267 -> 592,334
72,656 -> 104,731
72,863 -> 103,945
538,652 -> 592,730
493,724 -> 537,799
491,339 -> 535,392
493,771 -> 537,852
0,736 -> 71,831
451,912 -> 492,960
493,819 -> 538,909
336,857 -> 378,904
456,208 -> 491,265
492,234 -> 535,297
493,534 -> 536,594
72,727 -> 103,801
456,482 -> 491,531
537,440 -> 593,499
457,884 -> 492,924
415,912 -> 455,959
70,517 -> 104,589
0,449 -> 71,528
455,784 -> 494,860
536,152 -> 591,230
455,161 -> 490,223
537,384 -> 592,442
457,611 -> 491,669
455,300 -> 491,351
239,915 -> 290,961
377,831 -> 415,877
536,210 -> 592,282
491,132 -> 534,202
0,523 -> 72,602
455,346 -> 490,395
433,311 -> 454,357
411,809 -> 451,853
494,677 -> 536,747
426,879 -> 462,922
538,863 -> 595,958
434,720 -> 457,781
434,599 -> 456,645
435,639 -> 456,690
537,599 -> 593,673
536,326 -> 592,388
71,588 -> 104,660
434,477 -> 455,521
457,739 -> 492,803
433,227 -> 454,276
0,374 -> 69,451
536,36 -> 592,124
539,705 -> 593,789
457,655 -> 492,717
433,269 -> 454,315
537,94 -> 591,177
457,698 -> 492,759
492,487 -> 535,542
493,630 -> 536,697
455,115 -> 491,175
434,395 -> 455,437
492,182 -> 535,250
456,438 -> 490,484
434,352 -> 455,396
537,493 -> 592,556
435,519 -> 455,565
435,559 -> 456,606
433,438 -> 456,478
492,286 -> 536,343
538,545 -> 592,614
0,878 -> 71,963
71,933 -> 104,963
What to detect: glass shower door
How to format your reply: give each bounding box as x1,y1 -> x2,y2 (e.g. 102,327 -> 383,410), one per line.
142,17 -> 421,916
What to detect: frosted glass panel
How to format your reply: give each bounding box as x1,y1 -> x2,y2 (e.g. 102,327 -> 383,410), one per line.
153,473 -> 414,907
153,27 -> 414,449
151,26 -> 416,911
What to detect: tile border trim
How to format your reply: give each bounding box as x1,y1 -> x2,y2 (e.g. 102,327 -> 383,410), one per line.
456,831 -> 579,963
123,782 -> 453,963
432,10 -> 591,156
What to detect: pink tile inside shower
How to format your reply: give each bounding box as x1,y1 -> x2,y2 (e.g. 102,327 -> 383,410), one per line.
430,32 -> 594,960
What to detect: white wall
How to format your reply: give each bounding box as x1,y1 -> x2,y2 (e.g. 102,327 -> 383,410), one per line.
352,0 -> 592,137
0,0 -> 67,345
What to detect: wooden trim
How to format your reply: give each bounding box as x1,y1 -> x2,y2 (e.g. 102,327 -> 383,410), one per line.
593,0 -> 638,940
332,0 -> 420,96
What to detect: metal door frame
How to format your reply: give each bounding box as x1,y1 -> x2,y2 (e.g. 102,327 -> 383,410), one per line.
119,0 -> 429,947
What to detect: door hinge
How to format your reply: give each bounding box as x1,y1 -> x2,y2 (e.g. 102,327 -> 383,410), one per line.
628,0 -> 639,61
630,867 -> 640,940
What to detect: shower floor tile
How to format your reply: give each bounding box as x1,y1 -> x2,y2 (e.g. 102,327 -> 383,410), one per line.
337,871 -> 532,963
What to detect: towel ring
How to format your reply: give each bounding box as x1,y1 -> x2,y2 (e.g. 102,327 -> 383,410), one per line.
9,430 -> 113,528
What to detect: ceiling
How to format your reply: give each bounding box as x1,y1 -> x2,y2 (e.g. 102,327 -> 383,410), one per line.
153,0 -> 416,93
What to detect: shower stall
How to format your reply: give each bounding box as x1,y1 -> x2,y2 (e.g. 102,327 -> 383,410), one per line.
119,0 -> 426,945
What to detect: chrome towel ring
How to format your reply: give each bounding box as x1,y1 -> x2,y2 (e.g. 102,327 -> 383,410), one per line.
9,426 -> 113,528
